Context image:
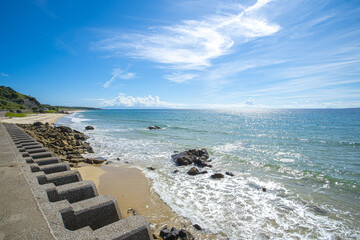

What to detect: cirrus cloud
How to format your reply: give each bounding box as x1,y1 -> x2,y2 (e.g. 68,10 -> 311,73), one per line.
103,68 -> 136,88
96,0 -> 280,70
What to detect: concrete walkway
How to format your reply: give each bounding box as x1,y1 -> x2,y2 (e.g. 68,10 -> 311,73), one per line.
0,123 -> 54,239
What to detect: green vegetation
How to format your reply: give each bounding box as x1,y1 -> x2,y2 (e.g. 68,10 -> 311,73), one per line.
5,112 -> 28,117
45,110 -> 58,113
0,86 -> 41,110
1,85 -> 101,114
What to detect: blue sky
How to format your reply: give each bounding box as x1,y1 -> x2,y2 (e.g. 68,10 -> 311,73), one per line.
0,0 -> 359,108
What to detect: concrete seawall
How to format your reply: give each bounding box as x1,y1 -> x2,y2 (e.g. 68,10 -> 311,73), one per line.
0,123 -> 153,239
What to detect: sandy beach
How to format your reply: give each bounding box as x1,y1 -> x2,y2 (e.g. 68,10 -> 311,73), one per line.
77,164 -> 224,239
0,111 -> 78,125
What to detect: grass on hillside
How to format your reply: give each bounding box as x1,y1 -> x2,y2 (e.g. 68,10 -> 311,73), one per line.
5,112 -> 28,117
45,110 -> 58,113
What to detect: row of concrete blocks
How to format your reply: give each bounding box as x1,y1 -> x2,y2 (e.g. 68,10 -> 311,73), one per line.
4,124 -> 153,240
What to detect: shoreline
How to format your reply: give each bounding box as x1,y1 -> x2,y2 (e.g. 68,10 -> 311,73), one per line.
13,112 -> 223,238
0,111 -> 79,125
76,164 -> 224,239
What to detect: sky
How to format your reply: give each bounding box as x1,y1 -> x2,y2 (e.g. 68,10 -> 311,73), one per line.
0,0 -> 360,109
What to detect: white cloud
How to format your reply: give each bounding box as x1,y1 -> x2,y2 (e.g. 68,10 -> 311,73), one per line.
100,93 -> 182,108
97,0 -> 279,70
245,98 -> 254,105
1,73 -> 9,77
164,73 -> 198,83
103,68 -> 135,88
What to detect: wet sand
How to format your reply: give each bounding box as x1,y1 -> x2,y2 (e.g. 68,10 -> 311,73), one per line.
77,164 -> 225,239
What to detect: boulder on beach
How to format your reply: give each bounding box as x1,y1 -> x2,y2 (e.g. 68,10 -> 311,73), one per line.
187,167 -> 200,176
148,126 -> 161,130
172,148 -> 211,167
85,125 -> 94,130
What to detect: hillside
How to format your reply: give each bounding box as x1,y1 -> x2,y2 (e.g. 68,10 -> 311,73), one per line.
0,86 -> 100,112
0,86 -> 41,110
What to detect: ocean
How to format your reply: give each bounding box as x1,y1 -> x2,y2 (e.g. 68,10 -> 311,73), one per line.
57,109 -> 360,239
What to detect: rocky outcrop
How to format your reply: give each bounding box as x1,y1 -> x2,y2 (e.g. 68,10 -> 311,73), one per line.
172,149 -> 212,167
85,126 -> 94,130
18,122 -> 96,165
148,126 -> 161,130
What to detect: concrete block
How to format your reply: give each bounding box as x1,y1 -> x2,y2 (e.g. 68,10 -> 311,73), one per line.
31,162 -> 70,174
30,152 -> 53,159
27,157 -> 62,166
94,216 -> 153,240
61,195 -> 121,231
26,147 -> 48,154
37,169 -> 82,186
46,180 -> 98,203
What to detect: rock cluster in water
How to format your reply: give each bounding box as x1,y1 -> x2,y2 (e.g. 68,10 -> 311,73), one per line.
18,122 -> 101,166
172,149 -> 212,167
172,149 -> 235,179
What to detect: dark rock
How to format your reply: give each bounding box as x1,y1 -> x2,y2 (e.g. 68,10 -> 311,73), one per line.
172,148 -> 210,166
187,167 -> 200,176
160,227 -> 170,238
86,146 -> 94,153
179,229 -> 194,240
225,171 -> 234,177
160,226 -> 186,240
173,170 -> 179,173
148,126 -> 161,130
57,126 -> 72,133
165,233 -> 177,240
193,158 -> 212,167
170,227 -> 179,236
147,167 -> 156,171
33,122 -> 43,126
117,157 -> 121,160
124,161 -> 129,164
211,173 -> 224,179
85,125 -> 94,130
200,170 -> 208,174
193,224 -> 202,230
262,187 -> 267,192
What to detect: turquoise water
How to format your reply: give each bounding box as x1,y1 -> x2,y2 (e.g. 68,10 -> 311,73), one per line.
57,109 -> 360,239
